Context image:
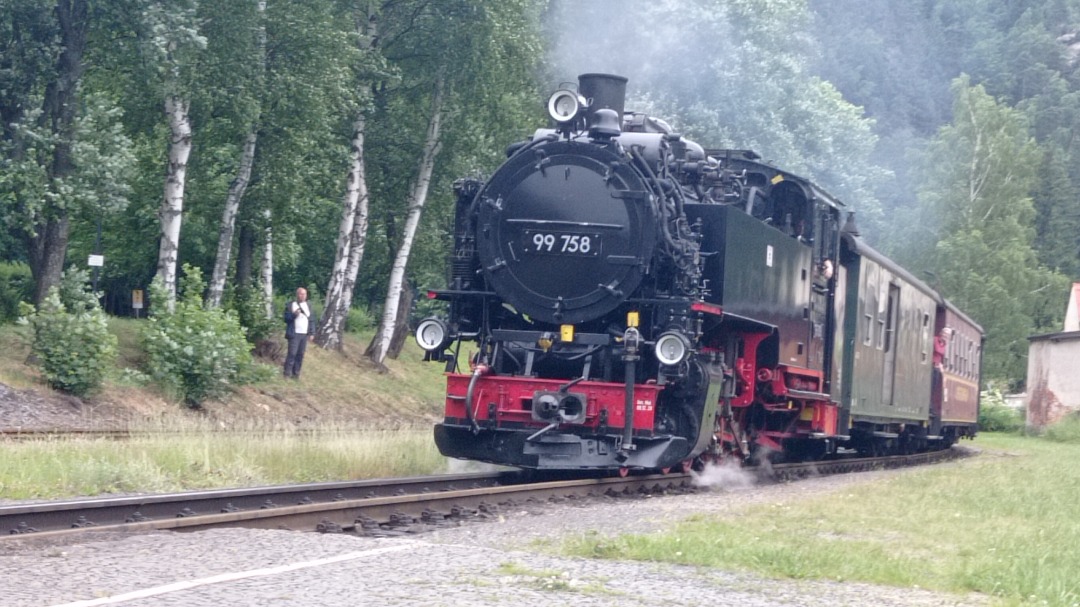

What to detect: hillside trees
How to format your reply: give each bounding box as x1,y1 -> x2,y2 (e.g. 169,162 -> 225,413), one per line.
205,0 -> 266,309
917,77 -> 1066,382
315,0 -> 386,350
362,0 -> 545,365
138,0 -> 206,308
0,0 -> 136,304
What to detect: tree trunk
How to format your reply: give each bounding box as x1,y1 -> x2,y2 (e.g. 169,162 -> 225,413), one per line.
206,129 -> 257,307
339,178 -> 370,324
367,72 -> 445,365
156,93 -> 193,309
315,114 -> 370,349
29,216 -> 72,304
315,7 -> 377,349
28,0 -> 89,304
236,223 -> 254,288
205,0 -> 266,309
385,282 -> 413,358
261,207 -> 274,318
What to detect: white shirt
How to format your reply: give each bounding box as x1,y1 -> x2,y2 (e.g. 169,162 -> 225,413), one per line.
293,302 -> 310,335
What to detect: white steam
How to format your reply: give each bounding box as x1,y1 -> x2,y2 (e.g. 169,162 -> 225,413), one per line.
691,458 -> 757,490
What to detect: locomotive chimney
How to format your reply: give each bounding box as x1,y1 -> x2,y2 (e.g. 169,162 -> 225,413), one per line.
578,73 -> 628,133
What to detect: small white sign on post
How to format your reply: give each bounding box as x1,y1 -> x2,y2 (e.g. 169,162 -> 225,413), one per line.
132,290 -> 144,310
88,254 -> 104,267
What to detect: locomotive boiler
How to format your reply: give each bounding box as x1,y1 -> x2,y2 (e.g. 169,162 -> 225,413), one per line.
416,74 -> 981,472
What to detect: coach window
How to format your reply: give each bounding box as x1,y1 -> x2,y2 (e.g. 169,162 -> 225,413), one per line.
945,333 -> 952,371
954,332 -> 963,371
878,304 -> 888,350
961,336 -> 968,378
921,312 -> 930,363
972,336 -> 980,375
864,294 -> 874,346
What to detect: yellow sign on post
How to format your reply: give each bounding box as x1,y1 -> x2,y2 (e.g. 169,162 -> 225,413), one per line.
132,290 -> 144,316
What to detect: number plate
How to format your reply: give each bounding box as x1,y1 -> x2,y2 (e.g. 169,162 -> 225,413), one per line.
522,230 -> 602,257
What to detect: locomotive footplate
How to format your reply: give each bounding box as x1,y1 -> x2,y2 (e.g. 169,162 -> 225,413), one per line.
434,423 -> 691,470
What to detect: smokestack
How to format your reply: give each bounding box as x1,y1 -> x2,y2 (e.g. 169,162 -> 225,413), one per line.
578,73 -> 628,131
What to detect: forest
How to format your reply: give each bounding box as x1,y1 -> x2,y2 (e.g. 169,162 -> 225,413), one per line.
2,0 -> 1079,389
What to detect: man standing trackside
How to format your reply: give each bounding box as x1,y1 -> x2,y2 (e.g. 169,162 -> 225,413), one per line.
283,287 -> 316,379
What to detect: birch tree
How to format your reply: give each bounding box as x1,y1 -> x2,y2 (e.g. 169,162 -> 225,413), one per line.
359,0 -> 544,364
206,0 -> 267,308
366,71 -> 445,365
315,3 -> 384,349
142,1 -> 206,308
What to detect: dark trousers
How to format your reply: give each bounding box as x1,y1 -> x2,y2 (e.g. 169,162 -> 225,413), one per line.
284,334 -> 308,377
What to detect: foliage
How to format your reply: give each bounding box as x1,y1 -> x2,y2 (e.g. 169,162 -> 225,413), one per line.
914,77 -> 1064,382
345,306 -> 375,334
142,264 -> 254,407
977,387 -> 1023,433
1042,414 -> 1080,444
0,262 -> 33,323
2,0 -> 1078,388
22,268 -> 116,396
227,285 -> 275,343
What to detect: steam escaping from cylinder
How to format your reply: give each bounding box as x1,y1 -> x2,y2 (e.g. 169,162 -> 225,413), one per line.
691,459 -> 757,490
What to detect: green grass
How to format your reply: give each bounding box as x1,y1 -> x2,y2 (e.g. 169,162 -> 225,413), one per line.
563,433 -> 1080,607
0,427 -> 446,499
0,314 -> 461,501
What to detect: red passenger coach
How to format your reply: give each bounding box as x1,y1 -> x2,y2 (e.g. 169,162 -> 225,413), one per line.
932,304 -> 982,443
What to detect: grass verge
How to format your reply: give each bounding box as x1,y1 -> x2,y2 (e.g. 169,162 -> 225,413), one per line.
0,427 -> 446,500
0,318 -> 451,426
563,433 -> 1080,607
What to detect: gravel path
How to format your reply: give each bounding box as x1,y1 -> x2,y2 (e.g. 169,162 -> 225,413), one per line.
0,462 -> 989,607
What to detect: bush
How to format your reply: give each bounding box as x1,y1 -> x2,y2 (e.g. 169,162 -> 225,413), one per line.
23,269 -> 116,396
228,285 -> 276,343
0,262 -> 33,323
1042,414 -> 1080,444
978,387 -> 1023,432
346,305 -> 375,333
143,265 -> 254,407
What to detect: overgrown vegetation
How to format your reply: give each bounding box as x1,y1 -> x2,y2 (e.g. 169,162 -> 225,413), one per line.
142,265 -> 261,406
21,269 -> 116,396
0,262 -> 32,322
1043,414 -> 1080,444
563,433 -> 1080,606
978,387 -> 1024,432
0,427 -> 444,499
227,285 -> 276,343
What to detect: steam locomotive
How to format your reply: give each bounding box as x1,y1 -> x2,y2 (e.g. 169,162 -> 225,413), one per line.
416,74 -> 981,472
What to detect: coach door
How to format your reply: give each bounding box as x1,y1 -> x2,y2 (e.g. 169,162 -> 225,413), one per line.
882,283 -> 900,405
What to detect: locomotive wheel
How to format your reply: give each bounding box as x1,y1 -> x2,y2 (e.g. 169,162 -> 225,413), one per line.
659,466 -> 672,475
618,467 -> 630,478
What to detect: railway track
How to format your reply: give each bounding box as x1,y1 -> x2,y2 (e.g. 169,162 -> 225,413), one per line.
0,429 -> 373,441
0,429 -> 134,441
0,447 -> 969,542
